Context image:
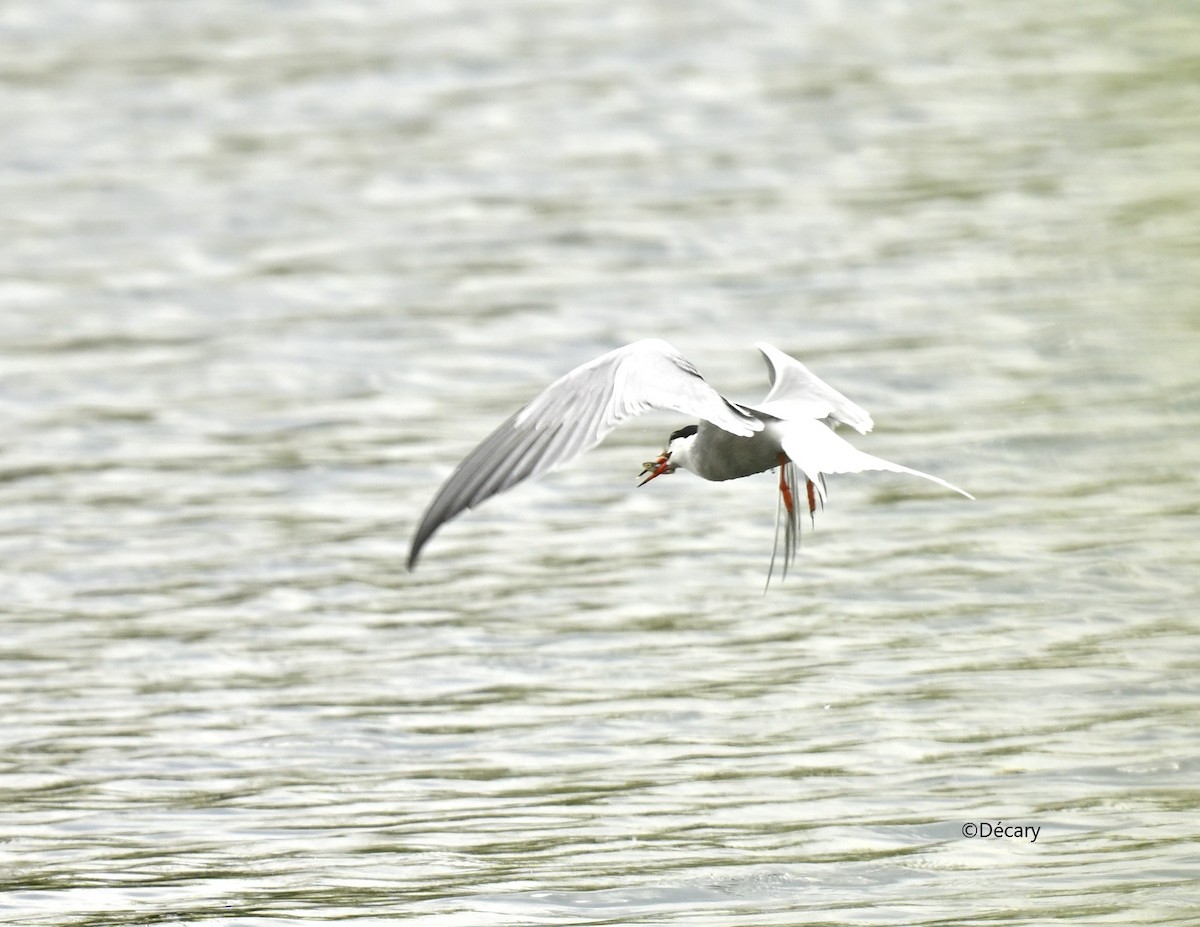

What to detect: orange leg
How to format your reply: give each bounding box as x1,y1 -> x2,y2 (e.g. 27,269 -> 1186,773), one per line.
806,479 -> 816,516
777,453 -> 794,515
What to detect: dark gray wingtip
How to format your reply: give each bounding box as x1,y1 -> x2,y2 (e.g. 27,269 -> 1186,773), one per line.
407,503 -> 446,571
407,530 -> 427,571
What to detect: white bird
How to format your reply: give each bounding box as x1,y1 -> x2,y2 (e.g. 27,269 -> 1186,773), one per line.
408,339 -> 972,583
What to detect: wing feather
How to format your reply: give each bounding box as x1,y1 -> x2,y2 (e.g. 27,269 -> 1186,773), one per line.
755,342 -> 874,434
779,418 -> 973,503
409,340 -> 762,567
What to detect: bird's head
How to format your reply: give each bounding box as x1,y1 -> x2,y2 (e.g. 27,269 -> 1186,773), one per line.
638,424 -> 699,486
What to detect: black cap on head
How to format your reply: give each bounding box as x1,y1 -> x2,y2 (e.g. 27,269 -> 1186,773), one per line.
668,424 -> 699,442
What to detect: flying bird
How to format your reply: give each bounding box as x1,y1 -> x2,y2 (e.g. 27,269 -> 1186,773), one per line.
408,339 -> 972,583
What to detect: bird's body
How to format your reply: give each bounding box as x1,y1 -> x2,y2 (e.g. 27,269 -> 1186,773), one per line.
409,339 -> 972,583
673,419 -> 782,481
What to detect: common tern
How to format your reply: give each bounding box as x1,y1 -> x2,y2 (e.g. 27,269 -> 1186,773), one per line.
408,339 -> 972,583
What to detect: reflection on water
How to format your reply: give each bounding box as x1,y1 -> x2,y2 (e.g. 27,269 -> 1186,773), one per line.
2,1 -> 1198,924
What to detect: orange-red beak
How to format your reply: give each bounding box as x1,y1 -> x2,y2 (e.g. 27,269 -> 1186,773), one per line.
638,455 -> 671,487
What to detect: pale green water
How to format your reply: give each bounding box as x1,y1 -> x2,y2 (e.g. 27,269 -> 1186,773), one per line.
2,1 -> 1198,925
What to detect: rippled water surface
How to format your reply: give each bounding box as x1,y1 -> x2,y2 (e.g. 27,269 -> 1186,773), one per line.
3,1 -> 1199,924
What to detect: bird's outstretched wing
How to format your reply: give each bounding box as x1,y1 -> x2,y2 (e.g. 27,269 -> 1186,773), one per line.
779,418 -> 974,506
408,339 -> 762,568
765,418 -> 973,588
754,342 -> 874,434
